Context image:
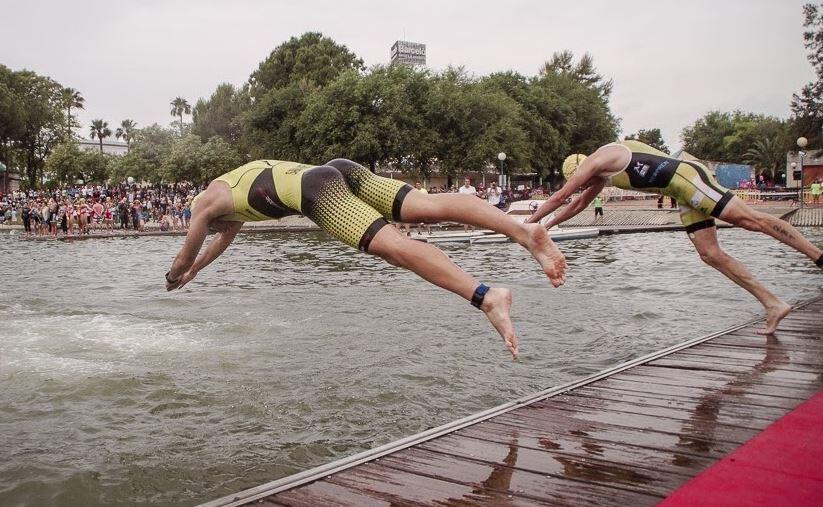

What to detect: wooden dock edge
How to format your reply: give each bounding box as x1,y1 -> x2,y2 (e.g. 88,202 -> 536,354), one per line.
198,295 -> 823,507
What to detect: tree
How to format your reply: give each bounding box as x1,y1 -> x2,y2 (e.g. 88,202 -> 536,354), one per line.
89,119 -> 112,153
249,32 -> 364,99
481,71 -> 573,187
743,137 -> 786,182
45,141 -> 85,185
192,83 -> 249,148
199,136 -> 244,183
161,134 -> 203,183
625,128 -> 669,154
11,70 -> 66,187
170,97 -> 191,136
60,87 -> 84,138
120,123 -> 176,182
682,111 -> 789,162
115,119 -> 137,149
46,141 -> 112,185
424,68 -> 530,178
791,3 -> 823,146
540,50 -> 613,99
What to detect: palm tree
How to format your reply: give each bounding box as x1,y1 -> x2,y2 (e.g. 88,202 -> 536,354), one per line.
115,119 -> 137,150
60,87 -> 85,138
743,137 -> 785,183
89,119 -> 112,153
170,97 -> 191,136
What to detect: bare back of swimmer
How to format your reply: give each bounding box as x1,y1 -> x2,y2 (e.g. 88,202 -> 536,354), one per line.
166,159 -> 567,358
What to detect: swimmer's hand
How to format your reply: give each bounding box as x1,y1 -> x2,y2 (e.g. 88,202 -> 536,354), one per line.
165,269 -> 197,291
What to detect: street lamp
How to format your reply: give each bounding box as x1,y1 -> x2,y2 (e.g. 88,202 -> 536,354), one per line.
797,137 -> 808,208
497,152 -> 506,189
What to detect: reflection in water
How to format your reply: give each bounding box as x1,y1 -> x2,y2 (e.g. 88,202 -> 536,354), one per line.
674,335 -> 789,461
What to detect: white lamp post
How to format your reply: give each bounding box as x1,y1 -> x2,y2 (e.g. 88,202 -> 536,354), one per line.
797,137 -> 808,208
497,152 -> 506,189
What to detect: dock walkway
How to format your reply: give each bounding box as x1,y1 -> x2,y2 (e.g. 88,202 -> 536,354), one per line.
203,295 -> 823,506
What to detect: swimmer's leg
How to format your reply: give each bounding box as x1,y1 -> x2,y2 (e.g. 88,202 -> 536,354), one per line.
369,226 -> 518,358
688,223 -> 790,334
717,196 -> 823,270
325,158 -> 565,287
401,190 -> 566,287
302,165 -> 519,357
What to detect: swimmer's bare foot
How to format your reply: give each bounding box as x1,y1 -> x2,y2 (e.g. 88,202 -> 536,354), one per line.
522,223 -> 566,287
758,301 -> 791,335
481,287 -> 518,359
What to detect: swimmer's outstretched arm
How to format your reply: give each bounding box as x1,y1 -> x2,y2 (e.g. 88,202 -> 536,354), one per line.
179,221 -> 243,288
543,180 -> 605,229
165,207 -> 241,290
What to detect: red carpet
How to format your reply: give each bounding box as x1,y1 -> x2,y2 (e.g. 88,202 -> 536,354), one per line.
660,390 -> 823,506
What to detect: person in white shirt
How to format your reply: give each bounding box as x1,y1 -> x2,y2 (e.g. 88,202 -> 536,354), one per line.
459,178 -> 478,232
487,182 -> 502,208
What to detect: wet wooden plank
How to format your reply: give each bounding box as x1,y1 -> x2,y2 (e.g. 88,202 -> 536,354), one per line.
417,434 -> 683,497
598,368 -> 819,398
269,481 -> 392,507
378,447 -> 659,506
531,395 -> 772,432
489,409 -> 741,459
507,402 -> 761,446
687,343 -> 823,366
570,386 -> 791,422
327,462 -> 559,506
226,296 -> 823,507
455,422 -> 719,472
594,377 -> 809,407
644,358 -> 821,383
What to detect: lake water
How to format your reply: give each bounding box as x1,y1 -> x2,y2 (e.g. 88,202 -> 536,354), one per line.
1,227 -> 821,506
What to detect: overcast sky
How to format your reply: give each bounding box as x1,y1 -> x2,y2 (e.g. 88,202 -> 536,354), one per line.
0,0 -> 815,151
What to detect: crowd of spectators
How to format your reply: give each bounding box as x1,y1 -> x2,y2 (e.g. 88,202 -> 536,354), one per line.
0,183 -> 199,236
424,179 -> 545,205
0,178 -> 551,237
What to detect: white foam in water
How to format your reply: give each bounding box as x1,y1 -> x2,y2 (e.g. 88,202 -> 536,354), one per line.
0,311 -> 221,377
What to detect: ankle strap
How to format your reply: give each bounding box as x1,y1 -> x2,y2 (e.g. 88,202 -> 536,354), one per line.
471,284 -> 490,309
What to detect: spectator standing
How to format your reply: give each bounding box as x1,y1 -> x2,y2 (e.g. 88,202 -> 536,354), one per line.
812,179 -> 822,205
487,182 -> 502,208
593,195 -> 604,218
458,177 -> 477,232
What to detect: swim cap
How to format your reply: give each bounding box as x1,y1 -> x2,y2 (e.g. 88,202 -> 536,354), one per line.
562,154 -> 587,179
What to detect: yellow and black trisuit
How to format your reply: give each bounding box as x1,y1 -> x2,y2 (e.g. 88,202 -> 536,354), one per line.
605,140 -> 734,233
192,158 -> 413,251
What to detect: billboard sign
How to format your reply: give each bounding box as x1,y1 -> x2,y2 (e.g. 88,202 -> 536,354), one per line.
391,40 -> 426,66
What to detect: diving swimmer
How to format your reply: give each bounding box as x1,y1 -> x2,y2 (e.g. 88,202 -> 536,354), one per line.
166,158 -> 567,358
527,140 -> 823,334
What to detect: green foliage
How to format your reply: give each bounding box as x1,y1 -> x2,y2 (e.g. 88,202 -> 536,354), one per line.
89,119 -> 112,152
60,87 -> 84,138
45,141 -> 113,185
162,134 -> 203,183
682,111 -> 790,162
791,3 -> 823,146
115,119 -> 137,148
249,32 -> 363,99
170,97 -> 191,136
200,136 -> 244,182
1,67 -> 67,186
192,83 -> 249,147
625,128 -> 669,154
45,141 -> 84,184
743,137 -> 787,181
111,123 -> 176,183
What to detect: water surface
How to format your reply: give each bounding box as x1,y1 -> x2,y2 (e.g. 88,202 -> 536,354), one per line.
1,227 -> 821,505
